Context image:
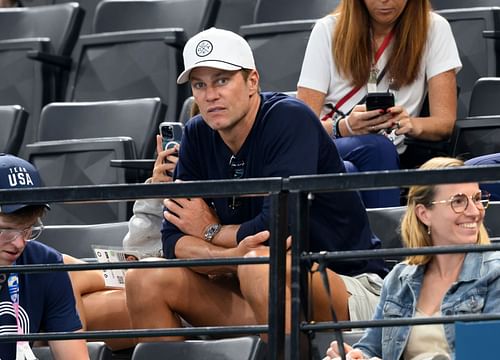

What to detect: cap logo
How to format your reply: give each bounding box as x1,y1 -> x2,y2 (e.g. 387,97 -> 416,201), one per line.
7,166 -> 34,187
196,40 -> 213,57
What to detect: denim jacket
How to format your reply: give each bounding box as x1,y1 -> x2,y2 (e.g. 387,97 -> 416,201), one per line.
354,251 -> 500,360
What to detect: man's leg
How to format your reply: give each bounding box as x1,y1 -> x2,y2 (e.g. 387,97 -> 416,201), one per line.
125,262 -> 258,343
238,249 -> 350,333
63,255 -> 135,350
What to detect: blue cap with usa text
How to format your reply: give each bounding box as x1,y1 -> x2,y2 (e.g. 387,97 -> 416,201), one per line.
0,153 -> 50,214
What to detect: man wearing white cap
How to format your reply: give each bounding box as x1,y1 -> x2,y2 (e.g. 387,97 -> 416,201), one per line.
126,28 -> 387,340
0,153 -> 89,359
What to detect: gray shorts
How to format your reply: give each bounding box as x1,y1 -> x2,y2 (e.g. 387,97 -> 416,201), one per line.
339,273 -> 382,322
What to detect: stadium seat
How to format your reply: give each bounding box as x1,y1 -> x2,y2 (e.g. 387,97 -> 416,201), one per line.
0,3 -> 84,156
449,116 -> 500,160
431,0 -> 500,10
65,29 -> 188,127
94,0 -> 220,39
468,77 -> 500,117
131,337 -> 267,360
33,341 -> 113,360
253,0 -> 339,23
38,98 -> 166,160
240,20 -> 316,92
37,221 -> 129,260
25,137 -> 137,225
0,105 -> 28,156
437,7 -> 500,118
214,0 -> 258,32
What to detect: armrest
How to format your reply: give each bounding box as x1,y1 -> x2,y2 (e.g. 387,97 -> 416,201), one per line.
26,50 -> 72,70
110,159 -> 155,171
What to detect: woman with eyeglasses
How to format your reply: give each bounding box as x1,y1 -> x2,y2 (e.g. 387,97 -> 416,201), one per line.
324,157 -> 500,360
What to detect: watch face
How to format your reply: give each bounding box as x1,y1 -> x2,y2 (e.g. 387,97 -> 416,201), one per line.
204,224 -> 221,242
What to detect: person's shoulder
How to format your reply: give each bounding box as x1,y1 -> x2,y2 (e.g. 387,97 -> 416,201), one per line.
429,11 -> 452,29
260,92 -> 317,123
384,261 -> 417,284
482,251 -> 500,268
18,241 -> 63,265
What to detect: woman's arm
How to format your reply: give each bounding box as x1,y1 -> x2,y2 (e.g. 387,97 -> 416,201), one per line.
297,86 -> 333,135
394,69 -> 457,141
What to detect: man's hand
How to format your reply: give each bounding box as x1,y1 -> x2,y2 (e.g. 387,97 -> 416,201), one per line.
151,134 -> 179,183
164,196 -> 219,238
234,230 -> 270,257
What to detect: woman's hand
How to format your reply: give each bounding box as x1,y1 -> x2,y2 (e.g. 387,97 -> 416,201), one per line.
389,106 -> 416,137
323,341 -> 377,360
343,105 -> 396,136
151,134 -> 179,183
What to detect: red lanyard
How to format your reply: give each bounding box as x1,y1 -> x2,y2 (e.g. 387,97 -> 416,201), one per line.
322,30 -> 394,121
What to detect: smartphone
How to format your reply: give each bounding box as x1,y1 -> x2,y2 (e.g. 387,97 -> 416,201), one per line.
365,92 -> 395,112
159,122 -> 184,151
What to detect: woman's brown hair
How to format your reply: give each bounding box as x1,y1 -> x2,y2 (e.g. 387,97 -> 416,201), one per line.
332,0 -> 431,89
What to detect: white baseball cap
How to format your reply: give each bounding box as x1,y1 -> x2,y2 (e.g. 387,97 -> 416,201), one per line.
177,27 -> 256,84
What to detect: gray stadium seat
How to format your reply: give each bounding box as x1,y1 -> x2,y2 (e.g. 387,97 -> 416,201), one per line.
431,1 -> 500,10
38,98 -> 166,160
468,77 -> 500,117
94,0 -> 220,39
131,337 -> 267,360
253,0 -> 339,23
37,221 -> 129,260
25,137 -> 137,225
0,105 -> 28,156
437,7 -> 500,118
240,20 -> 315,92
215,0 -> 258,32
450,116 -> 500,160
33,341 -> 113,360
0,3 -> 84,156
65,29 -> 188,127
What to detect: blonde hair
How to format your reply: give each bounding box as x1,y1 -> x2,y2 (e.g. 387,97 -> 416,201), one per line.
401,157 -> 490,265
332,0 -> 431,89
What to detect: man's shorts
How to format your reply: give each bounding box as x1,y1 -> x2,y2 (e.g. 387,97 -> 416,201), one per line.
339,273 -> 383,321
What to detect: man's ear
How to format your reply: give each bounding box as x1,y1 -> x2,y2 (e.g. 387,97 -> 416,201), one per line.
247,70 -> 259,94
415,203 -> 431,227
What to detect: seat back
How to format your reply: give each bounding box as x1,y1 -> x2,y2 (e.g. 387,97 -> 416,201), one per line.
37,221 -> 129,260
33,342 -> 113,360
437,7 -> 500,118
468,77 -> 500,116
94,0 -> 220,39
450,116 -> 500,160
0,3 -> 84,156
39,98 -> 166,159
214,0 -> 257,32
131,337 -> 267,360
240,20 -> 315,92
0,39 -> 53,156
25,137 -> 137,225
0,105 -> 29,155
66,29 -> 188,127
253,0 -> 339,23
0,3 -> 84,56
431,1 -> 500,10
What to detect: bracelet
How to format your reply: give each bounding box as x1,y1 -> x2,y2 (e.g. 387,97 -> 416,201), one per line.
333,117 -> 343,138
344,117 -> 355,136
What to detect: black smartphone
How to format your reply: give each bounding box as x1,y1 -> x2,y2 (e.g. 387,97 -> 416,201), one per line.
159,122 -> 184,151
365,92 -> 395,112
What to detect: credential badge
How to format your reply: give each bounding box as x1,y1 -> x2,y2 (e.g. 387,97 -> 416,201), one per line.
196,40 -> 213,57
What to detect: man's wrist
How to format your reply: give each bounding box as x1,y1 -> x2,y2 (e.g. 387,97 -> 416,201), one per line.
204,223 -> 222,243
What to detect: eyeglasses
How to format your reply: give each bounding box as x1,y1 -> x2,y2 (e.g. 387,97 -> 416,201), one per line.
430,190 -> 490,214
0,218 -> 44,244
228,155 -> 245,210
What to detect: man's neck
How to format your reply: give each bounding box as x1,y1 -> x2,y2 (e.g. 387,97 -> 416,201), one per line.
220,93 -> 261,154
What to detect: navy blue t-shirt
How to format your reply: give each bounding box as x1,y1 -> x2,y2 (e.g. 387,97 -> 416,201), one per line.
162,92 -> 386,277
0,241 -> 82,359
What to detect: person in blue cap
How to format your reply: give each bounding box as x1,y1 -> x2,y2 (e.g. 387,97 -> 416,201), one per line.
0,153 -> 88,359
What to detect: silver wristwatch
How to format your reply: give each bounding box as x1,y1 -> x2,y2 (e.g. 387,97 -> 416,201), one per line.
204,223 -> 222,243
